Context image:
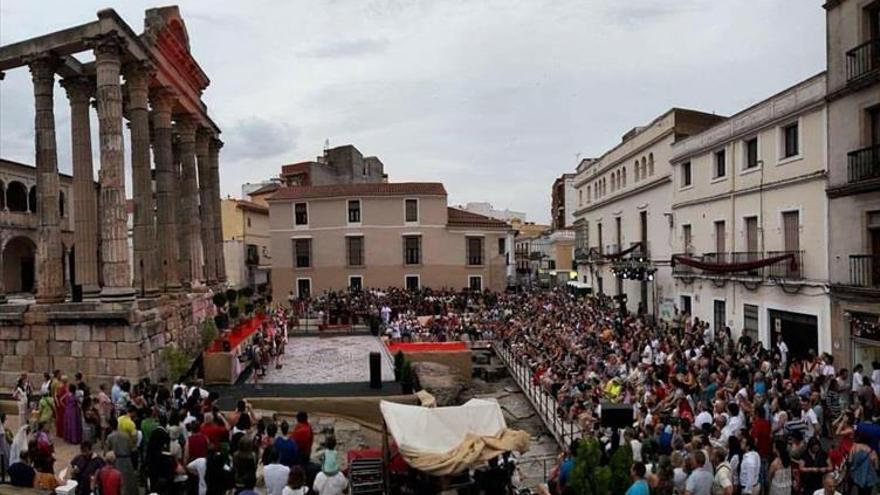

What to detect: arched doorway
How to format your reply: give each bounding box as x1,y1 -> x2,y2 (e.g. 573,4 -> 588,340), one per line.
3,236 -> 37,293
6,182 -> 28,212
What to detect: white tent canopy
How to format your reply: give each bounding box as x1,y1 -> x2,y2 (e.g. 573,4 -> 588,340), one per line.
379,398 -> 530,476
380,399 -> 506,454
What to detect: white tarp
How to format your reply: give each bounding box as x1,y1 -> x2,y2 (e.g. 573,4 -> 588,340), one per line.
380,398 -> 507,454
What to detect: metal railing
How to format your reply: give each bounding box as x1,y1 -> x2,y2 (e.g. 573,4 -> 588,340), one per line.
848,145 -> 880,183
766,250 -> 804,280
847,38 -> 880,82
494,341 -> 581,450
850,254 -> 880,288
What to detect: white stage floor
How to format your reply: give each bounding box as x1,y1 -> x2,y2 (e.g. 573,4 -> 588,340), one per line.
262,335 -> 395,384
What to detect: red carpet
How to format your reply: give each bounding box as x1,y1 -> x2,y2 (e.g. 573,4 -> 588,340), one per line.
386,341 -> 468,354
207,314 -> 266,353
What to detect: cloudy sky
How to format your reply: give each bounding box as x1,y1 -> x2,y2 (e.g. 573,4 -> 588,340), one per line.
1,0 -> 825,223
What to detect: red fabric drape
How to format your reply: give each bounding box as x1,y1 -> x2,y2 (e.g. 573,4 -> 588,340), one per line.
671,253 -> 796,273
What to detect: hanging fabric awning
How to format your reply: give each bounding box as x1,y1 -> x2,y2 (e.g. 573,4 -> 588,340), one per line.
671,252 -> 796,274
601,241 -> 643,260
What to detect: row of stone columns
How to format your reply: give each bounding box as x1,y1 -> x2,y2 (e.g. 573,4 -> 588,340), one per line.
0,33 -> 226,303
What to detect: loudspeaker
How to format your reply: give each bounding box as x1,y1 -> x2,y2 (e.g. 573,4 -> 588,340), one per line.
369,352 -> 382,389
72,284 -> 83,303
600,403 -> 633,428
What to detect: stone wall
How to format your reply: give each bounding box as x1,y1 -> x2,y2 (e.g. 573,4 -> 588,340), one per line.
0,292 -> 214,388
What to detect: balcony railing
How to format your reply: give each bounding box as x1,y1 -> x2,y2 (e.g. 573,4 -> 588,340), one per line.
847,38 -> 880,82
848,145 -> 880,183
766,250 -> 804,280
673,251 -> 804,280
850,254 -> 880,288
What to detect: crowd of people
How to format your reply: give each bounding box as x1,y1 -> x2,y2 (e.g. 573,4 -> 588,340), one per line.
297,287 -> 880,494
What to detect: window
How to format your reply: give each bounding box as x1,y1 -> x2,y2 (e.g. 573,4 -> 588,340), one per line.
405,275 -> 420,290
713,300 -> 726,335
294,202 -> 308,225
296,278 -> 311,299
498,237 -> 506,255
743,304 -> 759,344
405,199 -> 418,223
783,211 -> 800,252
745,216 -> 759,253
349,276 -> 363,290
467,236 -> 484,265
782,122 -> 799,158
744,137 -> 759,169
681,162 -> 692,187
246,244 -> 259,265
346,236 -> 364,266
714,149 -> 726,178
680,295 -> 692,315
247,216 -> 252,228
648,153 -> 654,176
682,224 -> 693,254
347,200 -> 361,223
403,235 -> 421,265
468,275 -> 482,291
714,220 -> 726,254
293,239 -> 312,268
622,167 -> 627,187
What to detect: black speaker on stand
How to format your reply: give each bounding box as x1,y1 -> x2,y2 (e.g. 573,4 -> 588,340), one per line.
369,352 -> 382,389
600,403 -> 634,428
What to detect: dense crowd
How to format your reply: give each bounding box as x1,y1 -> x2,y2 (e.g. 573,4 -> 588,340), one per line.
299,287 -> 880,494
4,314 -> 349,495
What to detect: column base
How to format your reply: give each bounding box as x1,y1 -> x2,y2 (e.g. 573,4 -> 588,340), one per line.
35,292 -> 66,304
82,285 -> 101,300
100,286 -> 137,303
141,287 -> 162,298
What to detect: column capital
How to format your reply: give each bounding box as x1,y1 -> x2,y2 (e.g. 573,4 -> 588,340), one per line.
89,33 -> 126,59
175,115 -> 198,142
26,54 -> 60,81
210,137 -> 224,151
60,76 -> 95,104
195,127 -> 213,155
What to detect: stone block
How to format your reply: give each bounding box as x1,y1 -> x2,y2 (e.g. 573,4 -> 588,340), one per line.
15,341 -> 34,356
49,341 -> 71,356
107,326 -> 126,343
31,325 -> 51,341
0,372 -> 20,388
34,339 -> 48,356
91,326 -> 107,342
54,356 -> 77,374
0,328 -> 20,340
75,325 -> 91,342
116,342 -> 140,360
99,342 -> 117,359
21,355 -> 33,371
124,359 -> 143,378
19,328 -> 30,340
55,326 -> 76,341
33,357 -> 52,373
83,342 -> 101,358
71,341 -> 84,358
107,359 -> 126,377
1,355 -> 22,372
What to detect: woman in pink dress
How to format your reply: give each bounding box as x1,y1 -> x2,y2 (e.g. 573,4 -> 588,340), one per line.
62,384 -> 82,444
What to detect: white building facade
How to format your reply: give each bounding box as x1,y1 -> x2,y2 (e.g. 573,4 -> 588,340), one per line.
573,109 -> 725,316
669,73 -> 831,360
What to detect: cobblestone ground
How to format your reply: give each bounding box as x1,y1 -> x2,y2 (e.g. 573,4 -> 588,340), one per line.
263,335 -> 395,384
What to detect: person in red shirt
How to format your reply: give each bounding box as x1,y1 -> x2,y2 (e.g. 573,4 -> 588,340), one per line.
186,420 -> 209,463
750,406 -> 772,459
93,452 -> 123,495
200,411 -> 229,449
290,412 -> 314,465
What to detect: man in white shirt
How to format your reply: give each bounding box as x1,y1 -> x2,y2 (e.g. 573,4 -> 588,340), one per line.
313,471 -> 349,495
263,449 -> 291,495
776,339 -> 789,367
800,396 -> 819,439
813,473 -> 842,495
187,457 -> 208,495
739,438 -> 761,495
852,364 -> 864,393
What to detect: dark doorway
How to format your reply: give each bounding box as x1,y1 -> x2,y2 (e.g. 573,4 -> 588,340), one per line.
769,309 -> 818,362
296,278 -> 311,299
21,258 -> 35,293
714,300 -> 726,336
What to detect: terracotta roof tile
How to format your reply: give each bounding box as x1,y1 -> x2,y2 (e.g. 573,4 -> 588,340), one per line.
269,182 -> 447,201
234,199 -> 269,214
446,208 -> 511,229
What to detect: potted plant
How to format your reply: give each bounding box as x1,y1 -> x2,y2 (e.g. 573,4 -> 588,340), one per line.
400,360 -> 415,394
393,351 -> 405,381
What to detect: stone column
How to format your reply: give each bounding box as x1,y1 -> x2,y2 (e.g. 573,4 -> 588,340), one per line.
209,138 -> 227,284
61,76 -> 101,299
150,89 -> 181,292
176,117 -> 200,287
0,239 -> 6,304
94,35 -> 135,302
125,63 -> 158,296
196,128 -> 217,285
29,56 -> 66,304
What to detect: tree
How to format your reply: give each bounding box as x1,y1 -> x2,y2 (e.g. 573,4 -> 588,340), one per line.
569,438 -> 613,495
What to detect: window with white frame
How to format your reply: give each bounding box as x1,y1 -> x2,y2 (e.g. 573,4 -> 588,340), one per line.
405,199 -> 418,223
294,202 -> 308,225
744,137 -> 759,169
293,238 -> 312,268
681,162 -> 692,187
782,122 -> 799,159
347,199 -> 361,223
714,149 -> 726,179
468,275 -> 482,291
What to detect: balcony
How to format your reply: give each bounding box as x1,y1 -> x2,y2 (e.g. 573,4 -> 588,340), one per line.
849,254 -> 880,288
848,145 -> 880,184
847,38 -> 880,82
672,251 -> 804,280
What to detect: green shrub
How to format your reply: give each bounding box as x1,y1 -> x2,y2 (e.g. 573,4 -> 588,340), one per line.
162,346 -> 191,382
570,438 -> 614,495
201,317 -> 219,350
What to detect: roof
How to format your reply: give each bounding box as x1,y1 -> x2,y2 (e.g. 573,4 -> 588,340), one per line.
446,208 -> 511,229
234,199 -> 269,214
1,158 -> 73,179
249,183 -> 280,196
268,182 -> 447,201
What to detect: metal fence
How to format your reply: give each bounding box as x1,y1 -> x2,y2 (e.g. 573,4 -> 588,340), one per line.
494,341 -> 582,450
